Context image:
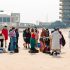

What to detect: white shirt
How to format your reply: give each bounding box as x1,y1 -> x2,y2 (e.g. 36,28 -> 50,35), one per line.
51,30 -> 61,50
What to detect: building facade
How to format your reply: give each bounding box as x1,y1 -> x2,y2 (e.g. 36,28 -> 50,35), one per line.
0,14 -> 11,24
19,23 -> 35,28
0,13 -> 20,27
59,0 -> 70,25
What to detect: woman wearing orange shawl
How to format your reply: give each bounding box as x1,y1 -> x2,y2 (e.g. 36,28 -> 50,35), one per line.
40,28 -> 47,52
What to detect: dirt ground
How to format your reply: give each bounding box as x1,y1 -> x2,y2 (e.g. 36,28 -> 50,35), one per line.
0,28 -> 70,70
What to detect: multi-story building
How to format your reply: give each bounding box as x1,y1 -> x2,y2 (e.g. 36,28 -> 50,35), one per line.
0,14 -> 11,24
59,0 -> 70,25
0,13 -> 20,27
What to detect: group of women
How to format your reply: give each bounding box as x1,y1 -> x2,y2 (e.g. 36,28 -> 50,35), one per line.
0,26 -> 65,55
0,26 -> 19,53
23,27 -> 65,55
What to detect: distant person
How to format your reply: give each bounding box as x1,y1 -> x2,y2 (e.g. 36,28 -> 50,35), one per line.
2,26 -> 8,48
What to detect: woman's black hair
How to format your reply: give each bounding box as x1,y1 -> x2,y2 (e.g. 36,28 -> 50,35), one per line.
31,28 -> 34,32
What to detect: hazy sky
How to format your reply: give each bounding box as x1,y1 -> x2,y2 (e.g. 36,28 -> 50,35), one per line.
0,0 -> 59,23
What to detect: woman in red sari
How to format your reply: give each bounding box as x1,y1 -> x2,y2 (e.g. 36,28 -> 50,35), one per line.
2,26 -> 8,48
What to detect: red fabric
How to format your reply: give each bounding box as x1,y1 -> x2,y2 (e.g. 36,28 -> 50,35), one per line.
2,29 -> 8,40
31,33 -> 35,39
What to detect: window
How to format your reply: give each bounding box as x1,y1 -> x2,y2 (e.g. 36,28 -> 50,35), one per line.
0,17 -> 2,22
3,17 -> 10,22
6,17 -> 10,22
63,18 -> 70,21
3,17 -> 6,22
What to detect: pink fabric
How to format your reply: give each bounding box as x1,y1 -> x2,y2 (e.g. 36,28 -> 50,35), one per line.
9,30 -> 16,37
40,41 -> 44,47
35,33 -> 39,40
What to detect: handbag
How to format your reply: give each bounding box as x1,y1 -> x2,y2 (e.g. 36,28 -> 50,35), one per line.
61,35 -> 66,46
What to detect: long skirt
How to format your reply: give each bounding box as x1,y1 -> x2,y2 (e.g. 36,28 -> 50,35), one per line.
40,41 -> 46,52
9,37 -> 16,52
30,38 -> 36,50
